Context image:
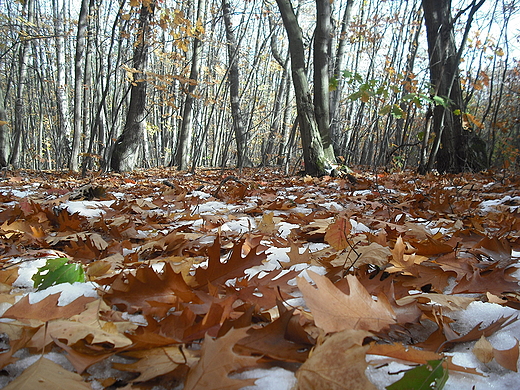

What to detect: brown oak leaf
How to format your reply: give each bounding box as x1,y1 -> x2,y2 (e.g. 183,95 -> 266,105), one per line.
298,271 -> 396,333
184,327 -> 258,390
296,329 -> 377,390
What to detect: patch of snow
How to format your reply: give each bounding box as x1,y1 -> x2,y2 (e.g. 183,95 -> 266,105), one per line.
233,367 -> 297,390
12,258 -> 49,288
3,189 -> 36,198
350,219 -> 371,234
220,216 -> 256,234
480,196 -> 520,213
189,190 -> 212,199
278,222 -> 299,238
64,200 -> 115,217
28,281 -> 99,306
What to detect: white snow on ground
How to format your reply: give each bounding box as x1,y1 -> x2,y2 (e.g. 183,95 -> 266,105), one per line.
64,200 -> 115,217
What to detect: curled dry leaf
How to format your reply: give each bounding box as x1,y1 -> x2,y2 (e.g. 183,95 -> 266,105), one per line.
473,335 -> 494,363
298,271 -> 396,333
296,329 -> 376,390
473,336 -> 519,372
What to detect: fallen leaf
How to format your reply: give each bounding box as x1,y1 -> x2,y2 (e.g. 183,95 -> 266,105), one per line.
3,293 -> 96,322
194,237 -> 266,288
29,299 -> 134,349
184,327 -> 258,390
115,346 -> 197,382
236,307 -> 312,362
494,339 -> 519,372
297,271 -> 396,333
3,357 -> 91,390
296,329 -> 376,390
325,216 -> 352,251
473,335 -> 494,363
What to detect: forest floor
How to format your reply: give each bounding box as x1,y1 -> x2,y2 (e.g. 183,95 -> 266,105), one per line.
0,167 -> 519,390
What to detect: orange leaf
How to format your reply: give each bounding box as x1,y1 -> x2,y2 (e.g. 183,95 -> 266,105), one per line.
3,293 -> 96,322
325,216 -> 352,251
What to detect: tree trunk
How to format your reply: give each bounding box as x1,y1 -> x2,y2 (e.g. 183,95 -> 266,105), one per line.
222,0 -> 251,169
110,1 -> 155,172
0,86 -> 8,167
175,0 -> 204,170
70,0 -> 90,171
422,0 -> 486,173
314,0 -> 335,163
276,0 -> 334,176
10,0 -> 32,167
330,0 -> 354,154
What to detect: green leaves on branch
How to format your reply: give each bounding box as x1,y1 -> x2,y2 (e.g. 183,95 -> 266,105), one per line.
335,69 -> 455,119
32,258 -> 85,291
386,359 -> 448,390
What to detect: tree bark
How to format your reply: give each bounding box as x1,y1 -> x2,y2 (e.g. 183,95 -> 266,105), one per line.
0,86 -> 8,167
222,0 -> 251,169
314,0 -> 335,162
330,0 -> 354,154
70,0 -> 90,171
110,1 -> 155,172
175,0 -> 204,170
276,0 -> 334,176
422,0 -> 486,173
10,0 -> 32,167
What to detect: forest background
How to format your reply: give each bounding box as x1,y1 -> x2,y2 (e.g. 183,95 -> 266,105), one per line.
0,0 -> 518,175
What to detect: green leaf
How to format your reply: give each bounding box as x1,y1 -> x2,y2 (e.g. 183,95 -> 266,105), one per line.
433,95 -> 448,107
32,258 -> 85,291
453,109 -> 461,115
348,91 -> 362,101
379,105 -> 392,116
386,359 -> 448,390
342,69 -> 353,79
391,104 -> 406,119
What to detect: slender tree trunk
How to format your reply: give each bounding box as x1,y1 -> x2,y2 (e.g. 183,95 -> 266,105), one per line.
330,0 -> 354,154
110,1 -> 155,172
314,0 -> 335,162
222,0 -> 251,169
53,0 -> 72,169
70,0 -> 90,171
0,86 -> 8,167
175,0 -> 204,170
10,0 -> 32,167
276,0 -> 334,176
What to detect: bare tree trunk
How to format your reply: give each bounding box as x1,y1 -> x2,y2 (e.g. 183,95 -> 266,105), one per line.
52,0 -> 72,169
222,0 -> 251,169
0,86 -> 8,167
330,0 -> 354,154
110,1 -> 155,172
70,0 -> 91,171
314,0 -> 335,162
276,0 -> 334,176
175,0 -> 205,170
10,0 -> 32,167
